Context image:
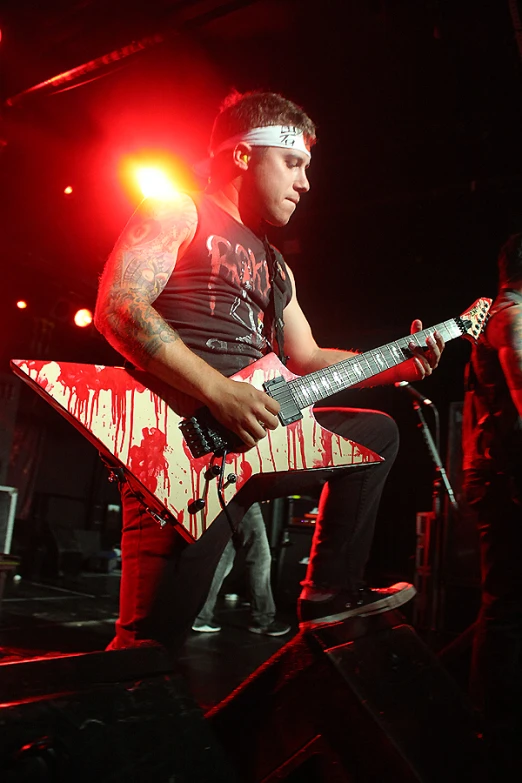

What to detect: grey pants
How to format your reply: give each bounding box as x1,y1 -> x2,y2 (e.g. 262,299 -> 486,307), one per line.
196,502 -> 276,627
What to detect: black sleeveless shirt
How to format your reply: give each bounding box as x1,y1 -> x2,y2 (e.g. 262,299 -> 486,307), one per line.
463,288 -> 522,474
154,196 -> 293,377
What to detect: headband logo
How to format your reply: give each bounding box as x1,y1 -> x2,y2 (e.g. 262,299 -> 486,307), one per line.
280,126 -> 299,147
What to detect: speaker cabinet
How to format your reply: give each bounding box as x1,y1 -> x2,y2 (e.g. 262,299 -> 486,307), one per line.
441,402 -> 481,634
0,374 -> 20,485
443,402 -> 480,586
276,523 -> 314,606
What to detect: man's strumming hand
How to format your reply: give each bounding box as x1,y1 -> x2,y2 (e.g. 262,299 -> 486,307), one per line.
206,377 -> 280,450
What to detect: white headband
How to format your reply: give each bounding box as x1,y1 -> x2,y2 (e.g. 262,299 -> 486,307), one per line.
211,125 -> 312,159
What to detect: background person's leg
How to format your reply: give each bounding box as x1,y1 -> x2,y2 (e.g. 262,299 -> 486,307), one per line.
192,539 -> 236,631
241,503 -> 276,627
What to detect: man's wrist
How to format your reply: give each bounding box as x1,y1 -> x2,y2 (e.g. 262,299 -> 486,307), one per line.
197,371 -> 230,408
395,358 -> 422,384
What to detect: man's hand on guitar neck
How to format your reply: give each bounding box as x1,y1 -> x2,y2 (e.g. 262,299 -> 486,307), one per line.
349,320 -> 445,389
205,376 -> 281,450
404,319 -> 445,381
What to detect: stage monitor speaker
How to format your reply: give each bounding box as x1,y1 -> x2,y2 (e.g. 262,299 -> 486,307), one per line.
0,646 -> 237,783
208,612 -> 485,783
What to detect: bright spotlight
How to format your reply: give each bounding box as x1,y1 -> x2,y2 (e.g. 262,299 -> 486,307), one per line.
136,167 -> 179,199
16,300 -> 28,309
64,186 -> 73,195
74,308 -> 93,328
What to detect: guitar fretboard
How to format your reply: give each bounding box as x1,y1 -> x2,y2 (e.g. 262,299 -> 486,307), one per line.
288,318 -> 462,410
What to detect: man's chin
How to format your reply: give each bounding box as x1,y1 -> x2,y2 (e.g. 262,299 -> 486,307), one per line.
266,211 -> 292,228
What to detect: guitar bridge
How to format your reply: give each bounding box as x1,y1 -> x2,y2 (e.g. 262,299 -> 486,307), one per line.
264,376 -> 302,426
180,409 -> 243,459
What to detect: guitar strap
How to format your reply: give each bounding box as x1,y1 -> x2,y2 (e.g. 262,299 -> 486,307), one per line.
263,237 -> 288,365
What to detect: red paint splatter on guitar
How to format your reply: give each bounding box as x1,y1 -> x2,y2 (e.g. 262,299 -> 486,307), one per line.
12,354 -> 378,541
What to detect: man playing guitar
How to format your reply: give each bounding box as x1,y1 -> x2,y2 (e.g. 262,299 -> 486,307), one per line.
94,90 -> 444,654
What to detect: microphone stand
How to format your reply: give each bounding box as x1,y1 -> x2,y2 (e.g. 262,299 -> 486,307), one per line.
410,396 -> 458,639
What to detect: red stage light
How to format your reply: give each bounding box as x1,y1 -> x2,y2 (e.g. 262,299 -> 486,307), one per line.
74,308 -> 93,327
16,300 -> 28,309
135,167 -> 179,199
64,186 -> 73,195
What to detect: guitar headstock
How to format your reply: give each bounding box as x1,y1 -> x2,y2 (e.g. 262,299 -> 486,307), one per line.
458,297 -> 492,343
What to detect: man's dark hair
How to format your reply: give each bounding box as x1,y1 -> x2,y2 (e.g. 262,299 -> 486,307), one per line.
209,89 -> 317,154
498,233 -> 522,287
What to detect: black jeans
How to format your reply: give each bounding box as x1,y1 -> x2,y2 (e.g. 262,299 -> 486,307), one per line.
307,407 -> 399,591
109,407 -> 399,656
464,469 -> 522,777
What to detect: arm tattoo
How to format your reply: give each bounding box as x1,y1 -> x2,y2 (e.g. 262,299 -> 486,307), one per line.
96,198 -> 197,367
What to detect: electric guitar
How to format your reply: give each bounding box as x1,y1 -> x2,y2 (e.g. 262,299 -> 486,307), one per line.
11,297 -> 491,542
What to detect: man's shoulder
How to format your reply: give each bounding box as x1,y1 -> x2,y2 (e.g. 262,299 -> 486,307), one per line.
139,192 -> 198,220
487,295 -> 522,349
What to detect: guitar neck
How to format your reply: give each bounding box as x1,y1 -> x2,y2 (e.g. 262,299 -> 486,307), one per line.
288,318 -> 462,410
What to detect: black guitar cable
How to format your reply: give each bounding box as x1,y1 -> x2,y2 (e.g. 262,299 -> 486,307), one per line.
216,448 -> 244,551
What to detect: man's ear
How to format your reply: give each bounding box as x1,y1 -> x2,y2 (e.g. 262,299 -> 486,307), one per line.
233,144 -> 252,170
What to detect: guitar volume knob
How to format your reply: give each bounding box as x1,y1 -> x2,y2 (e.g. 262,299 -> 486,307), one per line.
188,498 -> 206,514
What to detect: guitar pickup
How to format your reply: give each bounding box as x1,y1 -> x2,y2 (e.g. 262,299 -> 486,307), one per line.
263,376 -> 303,426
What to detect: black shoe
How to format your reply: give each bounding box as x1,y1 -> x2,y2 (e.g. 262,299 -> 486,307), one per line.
298,582 -> 416,628
248,619 -> 292,637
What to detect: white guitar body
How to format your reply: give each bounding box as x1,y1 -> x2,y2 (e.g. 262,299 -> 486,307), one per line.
11,354 -> 381,541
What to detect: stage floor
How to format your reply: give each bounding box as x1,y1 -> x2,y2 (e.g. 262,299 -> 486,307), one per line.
0,571 -> 296,711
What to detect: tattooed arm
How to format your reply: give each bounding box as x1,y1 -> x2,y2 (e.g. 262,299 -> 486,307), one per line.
488,303 -> 522,417
95,195 -> 197,370
95,195 -> 279,448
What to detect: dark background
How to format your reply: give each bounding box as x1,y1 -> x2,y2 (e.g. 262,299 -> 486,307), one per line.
1,0 -> 521,581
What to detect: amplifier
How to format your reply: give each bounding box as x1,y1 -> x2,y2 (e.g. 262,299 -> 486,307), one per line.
275,522 -> 315,607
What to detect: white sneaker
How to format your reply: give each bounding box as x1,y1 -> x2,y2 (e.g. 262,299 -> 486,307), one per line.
191,620 -> 221,633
